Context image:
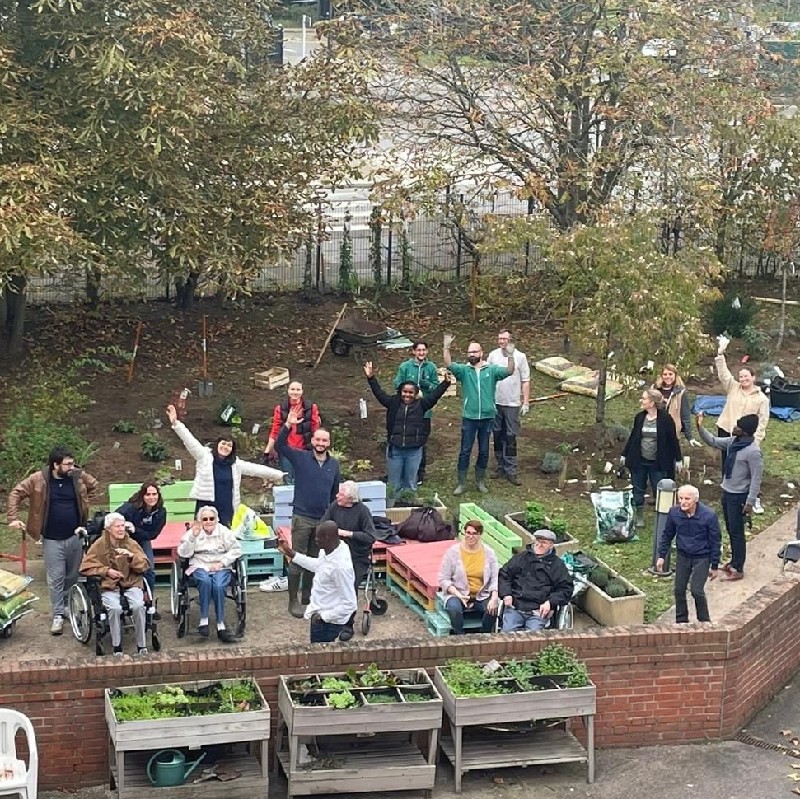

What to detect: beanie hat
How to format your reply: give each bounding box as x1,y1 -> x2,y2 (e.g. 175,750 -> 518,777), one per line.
737,414 -> 759,437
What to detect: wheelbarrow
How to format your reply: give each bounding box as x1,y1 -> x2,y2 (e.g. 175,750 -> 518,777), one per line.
329,326 -> 404,357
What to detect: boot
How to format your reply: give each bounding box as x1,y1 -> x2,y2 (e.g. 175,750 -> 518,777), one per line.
301,571 -> 314,606
634,506 -> 645,529
453,471 -> 468,496
475,468 -> 489,494
287,573 -> 304,618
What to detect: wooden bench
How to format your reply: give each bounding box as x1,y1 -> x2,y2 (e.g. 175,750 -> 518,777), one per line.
107,481 -> 197,522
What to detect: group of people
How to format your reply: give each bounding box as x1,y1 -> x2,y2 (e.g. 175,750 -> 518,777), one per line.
5,329 -> 773,648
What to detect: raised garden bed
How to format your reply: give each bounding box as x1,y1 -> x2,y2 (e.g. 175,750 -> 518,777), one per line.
577,557 -> 645,627
504,500 -> 579,554
105,678 -> 270,799
432,646 -> 596,792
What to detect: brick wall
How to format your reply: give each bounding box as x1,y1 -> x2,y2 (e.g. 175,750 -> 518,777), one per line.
4,577 -> 800,790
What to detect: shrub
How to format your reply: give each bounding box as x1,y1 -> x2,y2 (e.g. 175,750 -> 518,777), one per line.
604,578 -> 629,598
524,500 -> 547,530
540,452 -> 564,474
112,420 -> 136,434
741,324 -> 772,360
706,293 -> 757,337
141,433 -> 168,462
588,565 -> 611,589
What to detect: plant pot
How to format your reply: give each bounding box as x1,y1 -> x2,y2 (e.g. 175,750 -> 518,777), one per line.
504,512 -> 579,554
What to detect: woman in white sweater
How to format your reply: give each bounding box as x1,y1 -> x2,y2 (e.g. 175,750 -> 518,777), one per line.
166,404 -> 284,527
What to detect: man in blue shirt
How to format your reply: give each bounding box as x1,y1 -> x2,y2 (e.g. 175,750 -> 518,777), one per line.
277,407 -> 340,618
656,484 -> 721,623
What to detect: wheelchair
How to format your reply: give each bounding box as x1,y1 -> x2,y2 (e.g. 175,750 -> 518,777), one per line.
68,513 -> 161,656
357,557 -> 388,636
495,598 -> 575,633
170,555 -> 247,639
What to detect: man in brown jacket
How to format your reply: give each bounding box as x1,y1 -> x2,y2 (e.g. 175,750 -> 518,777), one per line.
7,447 -> 98,635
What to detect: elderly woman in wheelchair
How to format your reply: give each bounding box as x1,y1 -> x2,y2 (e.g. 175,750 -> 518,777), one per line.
75,512 -> 155,656
175,506 -> 243,643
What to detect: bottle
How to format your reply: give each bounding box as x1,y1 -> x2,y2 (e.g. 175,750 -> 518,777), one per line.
359,398 -> 368,420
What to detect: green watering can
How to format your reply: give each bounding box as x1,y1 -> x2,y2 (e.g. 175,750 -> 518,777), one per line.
146,749 -> 206,787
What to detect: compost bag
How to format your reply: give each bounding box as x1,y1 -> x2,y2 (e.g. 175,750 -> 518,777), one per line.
396,507 -> 454,543
591,490 -> 637,543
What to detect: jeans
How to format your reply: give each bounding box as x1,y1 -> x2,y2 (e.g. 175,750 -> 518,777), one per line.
280,454 -> 295,485
444,596 -> 495,634
630,459 -> 666,508
457,417 -> 494,473
310,617 -> 348,643
721,490 -> 748,572
139,539 -> 156,594
386,445 -> 423,494
190,568 -> 232,622
101,587 -> 146,648
42,536 -> 83,618
674,551 -> 711,623
493,405 -> 521,475
501,605 -> 549,633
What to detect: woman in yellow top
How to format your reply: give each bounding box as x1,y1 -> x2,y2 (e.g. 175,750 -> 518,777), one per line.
438,520 -> 499,634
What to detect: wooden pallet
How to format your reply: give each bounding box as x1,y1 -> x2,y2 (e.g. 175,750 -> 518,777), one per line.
241,550 -> 285,581
385,540 -> 453,600
386,566 -> 436,611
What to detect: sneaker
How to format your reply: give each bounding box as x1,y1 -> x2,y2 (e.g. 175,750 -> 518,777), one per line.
50,616 -> 64,635
137,647 -> 149,656
198,624 -> 210,638
259,576 -> 288,592
113,646 -> 124,657
753,497 -> 764,514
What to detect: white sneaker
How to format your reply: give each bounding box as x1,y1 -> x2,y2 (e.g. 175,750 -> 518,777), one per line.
50,616 -> 64,635
259,576 -> 288,592
753,497 -> 764,514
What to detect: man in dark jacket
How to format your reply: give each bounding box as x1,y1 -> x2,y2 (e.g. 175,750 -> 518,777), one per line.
277,409 -> 340,617
7,446 -> 98,635
656,484 -> 721,623
497,530 -> 573,632
364,361 -> 451,496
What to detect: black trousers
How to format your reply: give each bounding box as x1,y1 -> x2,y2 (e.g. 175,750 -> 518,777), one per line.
674,551 -> 710,623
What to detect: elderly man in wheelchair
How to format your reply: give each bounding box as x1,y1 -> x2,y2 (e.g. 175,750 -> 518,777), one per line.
173,506 -> 244,643
72,511 -> 158,656
497,529 -> 574,632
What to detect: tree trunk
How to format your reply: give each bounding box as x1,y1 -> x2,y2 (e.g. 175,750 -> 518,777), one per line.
5,274 -> 27,356
86,266 -> 102,309
594,329 -> 612,425
175,272 -> 199,310
777,260 -> 788,351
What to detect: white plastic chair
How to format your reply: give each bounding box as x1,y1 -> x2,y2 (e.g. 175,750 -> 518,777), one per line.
0,709 -> 38,799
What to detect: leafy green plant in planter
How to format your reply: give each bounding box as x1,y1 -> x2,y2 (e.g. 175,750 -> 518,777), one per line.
604,578 -> 631,598
141,433 -> 168,462
363,692 -> 400,704
442,660 -> 515,697
533,643 -> 590,688
588,565 -> 611,589
403,691 -> 434,702
327,689 -> 359,709
525,501 -> 547,530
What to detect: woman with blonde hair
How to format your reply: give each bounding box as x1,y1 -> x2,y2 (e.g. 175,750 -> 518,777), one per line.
651,364 -> 700,447
621,389 -> 682,527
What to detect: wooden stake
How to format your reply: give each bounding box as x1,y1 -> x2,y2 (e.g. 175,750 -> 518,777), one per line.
313,302 -> 348,369
201,315 -> 208,379
531,392 -> 569,403
126,321 -> 143,384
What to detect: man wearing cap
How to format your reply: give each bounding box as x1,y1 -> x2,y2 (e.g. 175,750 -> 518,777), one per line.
497,529 -> 573,632
695,412 -> 763,582
656,484 -> 721,622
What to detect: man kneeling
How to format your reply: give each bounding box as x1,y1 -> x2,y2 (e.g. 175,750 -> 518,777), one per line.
497,530 -> 573,632
278,521 -> 357,643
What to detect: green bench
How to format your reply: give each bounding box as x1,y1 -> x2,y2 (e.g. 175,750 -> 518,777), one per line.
107,481 -> 196,522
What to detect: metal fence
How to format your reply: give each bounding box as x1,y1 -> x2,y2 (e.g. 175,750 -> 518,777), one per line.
25,187 -> 543,305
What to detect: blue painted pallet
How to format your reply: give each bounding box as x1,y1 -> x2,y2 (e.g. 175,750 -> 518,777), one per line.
386,573 -> 451,637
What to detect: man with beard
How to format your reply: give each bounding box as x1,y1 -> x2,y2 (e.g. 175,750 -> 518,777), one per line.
7,446 -> 99,635
443,334 -> 515,495
277,408 -> 340,617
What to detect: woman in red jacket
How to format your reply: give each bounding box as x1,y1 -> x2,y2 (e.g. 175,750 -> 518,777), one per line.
263,381 -> 320,484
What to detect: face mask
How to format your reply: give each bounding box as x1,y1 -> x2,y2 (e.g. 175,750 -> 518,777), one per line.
468,356 -> 480,365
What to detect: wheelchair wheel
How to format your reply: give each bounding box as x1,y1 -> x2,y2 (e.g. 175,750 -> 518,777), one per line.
361,611 -> 372,636
177,613 -> 188,639
170,561 -> 181,618
68,583 -> 92,644
151,631 -> 162,652
370,597 -> 389,616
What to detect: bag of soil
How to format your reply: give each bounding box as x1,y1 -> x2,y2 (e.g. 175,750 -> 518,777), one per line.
591,490 -> 637,543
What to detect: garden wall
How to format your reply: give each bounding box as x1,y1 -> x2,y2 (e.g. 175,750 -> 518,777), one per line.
3,576 -> 800,790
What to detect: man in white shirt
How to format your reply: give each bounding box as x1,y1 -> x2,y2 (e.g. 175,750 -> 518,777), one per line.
487,330 -> 530,486
277,520 -> 357,643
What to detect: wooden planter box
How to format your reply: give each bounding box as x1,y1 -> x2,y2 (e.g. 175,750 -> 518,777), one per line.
432,668 -> 595,727
576,559 -> 645,627
278,668 -> 442,737
105,678 -> 270,799
504,512 -> 579,555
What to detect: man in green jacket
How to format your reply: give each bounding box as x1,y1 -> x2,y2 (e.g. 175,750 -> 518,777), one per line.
394,341 -> 439,484
444,334 -> 515,495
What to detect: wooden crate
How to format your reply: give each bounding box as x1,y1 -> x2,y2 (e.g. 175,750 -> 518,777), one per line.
253,367 -> 290,390
504,512 -> 580,555
274,480 -> 387,530
105,678 -> 270,751
108,481 -> 196,523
